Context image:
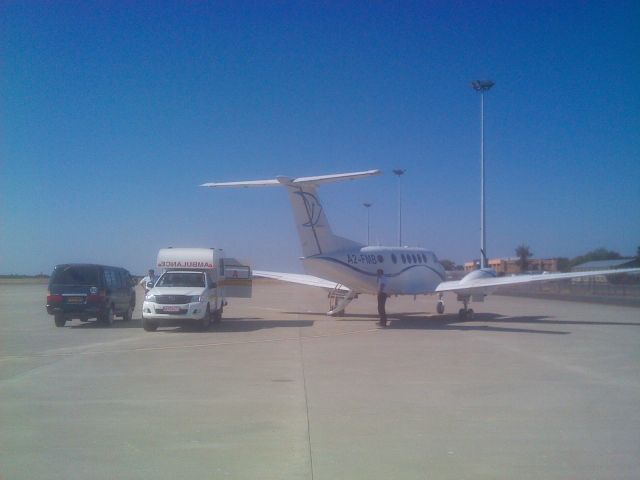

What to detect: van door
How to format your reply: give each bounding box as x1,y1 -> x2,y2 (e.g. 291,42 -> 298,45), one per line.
220,260 -> 252,298
205,271 -> 219,310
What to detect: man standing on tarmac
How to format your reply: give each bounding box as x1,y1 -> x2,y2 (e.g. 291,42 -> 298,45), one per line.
139,269 -> 157,295
376,269 -> 388,327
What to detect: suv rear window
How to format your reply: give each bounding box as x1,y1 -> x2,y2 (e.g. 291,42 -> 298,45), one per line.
50,265 -> 101,286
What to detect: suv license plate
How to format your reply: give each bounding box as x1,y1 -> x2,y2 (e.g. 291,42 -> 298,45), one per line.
66,296 -> 85,304
162,306 -> 181,312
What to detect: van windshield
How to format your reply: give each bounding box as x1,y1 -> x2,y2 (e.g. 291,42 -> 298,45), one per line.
156,272 -> 205,288
50,265 -> 101,286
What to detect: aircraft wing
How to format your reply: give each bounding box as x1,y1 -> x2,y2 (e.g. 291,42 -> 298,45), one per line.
253,270 -> 349,291
436,268 -> 640,294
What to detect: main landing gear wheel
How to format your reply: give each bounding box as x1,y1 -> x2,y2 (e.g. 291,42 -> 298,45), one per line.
458,308 -> 474,320
436,301 -> 445,315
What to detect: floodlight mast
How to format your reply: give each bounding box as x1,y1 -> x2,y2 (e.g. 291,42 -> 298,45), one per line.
363,203 -> 372,246
471,80 -> 494,269
392,169 -> 406,246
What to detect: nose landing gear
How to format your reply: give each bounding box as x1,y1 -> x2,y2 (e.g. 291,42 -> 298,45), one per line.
436,293 -> 445,314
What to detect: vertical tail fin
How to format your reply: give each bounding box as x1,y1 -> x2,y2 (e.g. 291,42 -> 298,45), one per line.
202,169 -> 381,257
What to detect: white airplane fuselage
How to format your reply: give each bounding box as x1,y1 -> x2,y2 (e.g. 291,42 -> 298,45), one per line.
303,245 -> 446,295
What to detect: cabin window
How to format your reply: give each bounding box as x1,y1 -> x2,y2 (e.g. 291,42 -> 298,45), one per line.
412,254 -> 418,263
391,253 -> 397,264
401,254 -> 406,264
377,255 -> 384,263
422,253 -> 428,263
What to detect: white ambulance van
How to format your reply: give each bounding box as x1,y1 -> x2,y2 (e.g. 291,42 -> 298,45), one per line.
142,248 -> 251,331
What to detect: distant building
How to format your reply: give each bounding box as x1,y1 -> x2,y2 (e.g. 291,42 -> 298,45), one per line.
571,258 -> 640,283
571,258 -> 639,271
464,260 -> 480,272
465,257 -> 560,275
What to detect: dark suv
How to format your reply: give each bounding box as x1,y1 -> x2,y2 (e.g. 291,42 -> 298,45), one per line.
46,264 -> 136,327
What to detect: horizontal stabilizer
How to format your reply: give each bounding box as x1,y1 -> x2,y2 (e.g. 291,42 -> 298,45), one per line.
201,169 -> 381,188
254,270 -> 349,291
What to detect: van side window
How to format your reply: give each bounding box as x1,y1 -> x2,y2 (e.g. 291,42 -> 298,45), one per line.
104,269 -> 115,288
118,270 -> 127,288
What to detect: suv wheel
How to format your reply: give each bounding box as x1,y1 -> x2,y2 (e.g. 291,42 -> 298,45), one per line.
101,305 -> 115,326
54,315 -> 66,327
122,305 -> 133,322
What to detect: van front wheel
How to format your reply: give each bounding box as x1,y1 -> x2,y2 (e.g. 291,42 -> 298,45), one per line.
213,305 -> 223,323
142,318 -> 158,332
199,305 -> 212,331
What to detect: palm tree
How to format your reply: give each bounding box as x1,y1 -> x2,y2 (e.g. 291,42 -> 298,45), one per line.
515,244 -> 533,273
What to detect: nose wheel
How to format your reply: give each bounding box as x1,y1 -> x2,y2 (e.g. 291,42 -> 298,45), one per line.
436,293 -> 445,314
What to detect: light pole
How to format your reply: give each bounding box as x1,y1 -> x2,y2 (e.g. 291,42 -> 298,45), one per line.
363,203 -> 372,246
471,80 -> 494,269
392,169 -> 406,247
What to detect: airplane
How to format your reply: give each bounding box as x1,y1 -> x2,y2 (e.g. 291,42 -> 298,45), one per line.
202,169 -> 640,319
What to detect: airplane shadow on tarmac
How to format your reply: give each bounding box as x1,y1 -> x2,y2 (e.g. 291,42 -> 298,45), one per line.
282,311 -> 608,335
332,310 -> 640,334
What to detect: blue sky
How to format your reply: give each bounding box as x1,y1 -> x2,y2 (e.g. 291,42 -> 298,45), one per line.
1,1 -> 638,275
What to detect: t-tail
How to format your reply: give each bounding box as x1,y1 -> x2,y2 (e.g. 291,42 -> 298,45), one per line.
201,170 -> 381,257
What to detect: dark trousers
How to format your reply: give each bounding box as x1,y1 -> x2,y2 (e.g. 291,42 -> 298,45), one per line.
377,293 -> 387,325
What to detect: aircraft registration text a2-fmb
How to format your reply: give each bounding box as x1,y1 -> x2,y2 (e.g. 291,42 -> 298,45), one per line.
202,170 -> 640,319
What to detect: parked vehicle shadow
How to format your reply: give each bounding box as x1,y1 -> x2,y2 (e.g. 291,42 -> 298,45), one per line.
68,317 -> 315,332
141,317 -> 314,333
68,318 -> 142,329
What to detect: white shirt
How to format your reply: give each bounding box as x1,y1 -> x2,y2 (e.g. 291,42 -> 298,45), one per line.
139,275 -> 157,288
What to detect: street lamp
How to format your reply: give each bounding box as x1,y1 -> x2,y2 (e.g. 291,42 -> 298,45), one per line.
392,169 -> 406,247
363,203 -> 372,246
471,80 -> 494,269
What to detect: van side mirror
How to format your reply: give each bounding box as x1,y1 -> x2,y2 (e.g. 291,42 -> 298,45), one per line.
146,282 -> 154,289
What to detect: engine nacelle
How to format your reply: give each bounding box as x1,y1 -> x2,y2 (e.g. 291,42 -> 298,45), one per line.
459,268 -> 498,284
456,268 -> 499,301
